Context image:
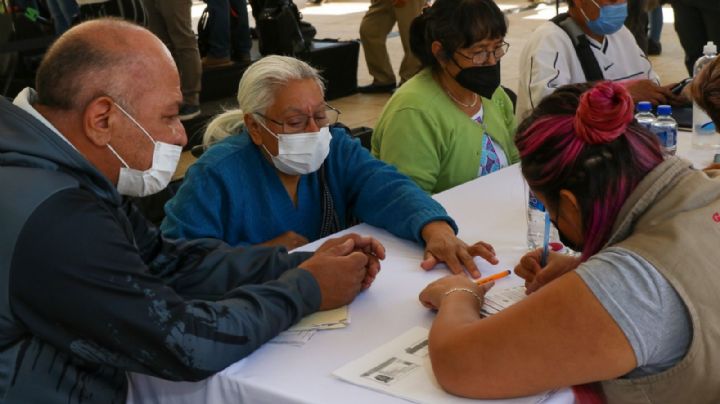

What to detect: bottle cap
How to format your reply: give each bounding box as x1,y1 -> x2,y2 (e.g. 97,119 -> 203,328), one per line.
636,101 -> 652,112
657,105 -> 672,115
704,41 -> 717,55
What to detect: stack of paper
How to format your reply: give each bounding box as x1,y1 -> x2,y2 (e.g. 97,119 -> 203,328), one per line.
288,305 -> 350,331
481,285 -> 527,316
269,306 -> 350,347
269,329 -> 317,347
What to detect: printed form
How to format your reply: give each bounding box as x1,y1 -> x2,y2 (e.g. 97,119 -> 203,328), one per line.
333,327 -> 563,404
333,286 -> 571,403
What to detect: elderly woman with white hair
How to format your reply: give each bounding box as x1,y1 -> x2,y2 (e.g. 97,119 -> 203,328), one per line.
161,55 -> 498,277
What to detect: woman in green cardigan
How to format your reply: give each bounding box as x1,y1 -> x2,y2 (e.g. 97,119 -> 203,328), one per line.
371,0 -> 518,194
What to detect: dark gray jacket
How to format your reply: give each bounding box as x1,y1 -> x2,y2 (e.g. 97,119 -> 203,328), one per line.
0,95 -> 319,403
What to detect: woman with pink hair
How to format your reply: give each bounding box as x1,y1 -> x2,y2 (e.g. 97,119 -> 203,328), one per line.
418,81 -> 720,403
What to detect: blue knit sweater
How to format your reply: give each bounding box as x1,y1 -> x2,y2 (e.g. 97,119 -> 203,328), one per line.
161,127 -> 457,246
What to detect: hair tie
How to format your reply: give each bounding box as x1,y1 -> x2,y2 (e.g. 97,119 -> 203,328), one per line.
573,81 -> 634,145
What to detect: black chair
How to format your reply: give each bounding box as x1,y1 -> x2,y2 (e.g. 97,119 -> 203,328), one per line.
501,85 -> 517,113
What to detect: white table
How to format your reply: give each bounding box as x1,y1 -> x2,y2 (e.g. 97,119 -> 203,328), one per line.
677,129 -> 716,169
127,134 -> 715,404
127,164 -> 575,404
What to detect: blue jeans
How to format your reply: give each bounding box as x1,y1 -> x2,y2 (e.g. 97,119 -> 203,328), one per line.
206,0 -> 251,59
46,0 -> 79,35
648,6 -> 663,43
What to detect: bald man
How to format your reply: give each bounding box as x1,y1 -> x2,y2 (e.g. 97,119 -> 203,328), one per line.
0,19 -> 382,403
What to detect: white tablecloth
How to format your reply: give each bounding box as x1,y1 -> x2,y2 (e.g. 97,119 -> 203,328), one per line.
128,164 -> 577,404
127,134 -> 715,404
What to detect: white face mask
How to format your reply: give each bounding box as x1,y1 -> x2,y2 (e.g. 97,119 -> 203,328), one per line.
107,103 -> 183,197
258,121 -> 332,175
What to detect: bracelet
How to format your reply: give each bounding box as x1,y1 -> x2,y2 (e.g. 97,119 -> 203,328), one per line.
443,287 -> 483,307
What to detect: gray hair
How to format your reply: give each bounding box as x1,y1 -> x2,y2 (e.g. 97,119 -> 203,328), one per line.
203,55 -> 325,146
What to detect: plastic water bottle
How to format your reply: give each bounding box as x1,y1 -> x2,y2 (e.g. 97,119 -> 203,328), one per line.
635,101 -> 655,130
527,190 -> 548,250
651,105 -> 678,156
692,41 -> 720,148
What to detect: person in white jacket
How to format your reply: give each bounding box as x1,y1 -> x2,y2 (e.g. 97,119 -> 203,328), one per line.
516,0 -> 679,120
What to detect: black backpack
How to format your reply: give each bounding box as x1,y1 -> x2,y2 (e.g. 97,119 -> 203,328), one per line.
197,6 -> 210,56
255,0 -> 316,56
2,0 -> 53,40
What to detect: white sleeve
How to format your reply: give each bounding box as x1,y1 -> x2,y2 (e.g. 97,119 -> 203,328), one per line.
516,23 -> 582,121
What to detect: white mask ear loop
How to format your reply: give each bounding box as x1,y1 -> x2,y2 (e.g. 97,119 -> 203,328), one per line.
256,116 -> 279,139
580,0 -> 601,22
107,144 -> 130,168
255,116 -> 280,157
113,102 -> 157,145
107,101 -> 160,168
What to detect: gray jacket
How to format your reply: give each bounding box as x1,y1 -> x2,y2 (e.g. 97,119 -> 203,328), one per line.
0,96 -> 320,403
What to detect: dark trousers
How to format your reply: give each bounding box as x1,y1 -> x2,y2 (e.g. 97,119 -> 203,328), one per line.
671,1 -> 720,75
46,0 -> 79,35
142,0 -> 201,106
206,0 -> 252,59
626,0 -> 649,53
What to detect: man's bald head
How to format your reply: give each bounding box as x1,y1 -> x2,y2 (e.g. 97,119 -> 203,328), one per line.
35,18 -> 176,111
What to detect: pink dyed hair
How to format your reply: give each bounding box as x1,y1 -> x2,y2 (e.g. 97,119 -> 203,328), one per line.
516,82 -> 663,260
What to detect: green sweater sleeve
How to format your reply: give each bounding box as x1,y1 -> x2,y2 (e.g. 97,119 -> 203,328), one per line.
372,106 -> 444,193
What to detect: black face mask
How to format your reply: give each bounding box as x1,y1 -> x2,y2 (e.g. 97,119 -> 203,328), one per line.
558,230 -> 582,253
453,62 -> 501,100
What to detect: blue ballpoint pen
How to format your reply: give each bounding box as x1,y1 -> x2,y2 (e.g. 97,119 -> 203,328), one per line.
540,211 -> 551,267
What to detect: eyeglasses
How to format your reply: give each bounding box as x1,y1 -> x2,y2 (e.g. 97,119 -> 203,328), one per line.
254,104 -> 341,134
455,42 -> 510,65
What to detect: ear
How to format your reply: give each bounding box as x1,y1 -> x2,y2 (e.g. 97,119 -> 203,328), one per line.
559,189 -> 583,230
83,96 -> 116,147
244,113 -> 264,146
431,41 -> 447,63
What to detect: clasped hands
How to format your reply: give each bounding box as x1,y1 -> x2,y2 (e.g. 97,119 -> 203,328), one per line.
299,233 -> 385,310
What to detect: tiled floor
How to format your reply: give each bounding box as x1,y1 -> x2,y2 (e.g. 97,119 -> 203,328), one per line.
180,1 -> 690,175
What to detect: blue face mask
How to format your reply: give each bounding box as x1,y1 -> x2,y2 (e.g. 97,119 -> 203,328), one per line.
581,0 -> 628,36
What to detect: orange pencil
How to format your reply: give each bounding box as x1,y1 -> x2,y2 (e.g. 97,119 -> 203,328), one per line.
475,269 -> 511,285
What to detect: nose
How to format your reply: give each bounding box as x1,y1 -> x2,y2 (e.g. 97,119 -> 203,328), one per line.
485,52 -> 498,66
306,116 -> 321,132
173,121 -> 188,147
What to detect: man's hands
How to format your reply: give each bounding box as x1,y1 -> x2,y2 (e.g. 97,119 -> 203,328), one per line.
513,249 -> 581,294
624,79 -> 689,107
420,221 -> 498,278
299,234 -> 385,310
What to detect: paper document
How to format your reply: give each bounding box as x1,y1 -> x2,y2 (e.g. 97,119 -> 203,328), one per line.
481,285 -> 527,317
288,305 -> 350,331
269,329 -> 317,346
334,327 -> 555,404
